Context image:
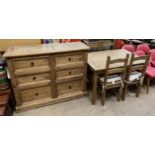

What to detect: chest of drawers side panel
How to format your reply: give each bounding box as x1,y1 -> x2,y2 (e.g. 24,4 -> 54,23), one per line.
6,59 -> 22,106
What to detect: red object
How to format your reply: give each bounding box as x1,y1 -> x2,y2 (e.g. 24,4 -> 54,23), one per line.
115,39 -> 124,49
134,50 -> 145,56
137,44 -> 150,54
150,49 -> 155,67
122,44 -> 135,53
60,39 -> 80,43
146,66 -> 155,79
145,63 -> 155,93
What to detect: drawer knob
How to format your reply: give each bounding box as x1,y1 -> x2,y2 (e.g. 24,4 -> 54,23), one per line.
68,86 -> 72,89
31,62 -> 34,66
33,76 -> 36,80
35,93 -> 38,96
69,71 -> 72,75
68,58 -> 71,61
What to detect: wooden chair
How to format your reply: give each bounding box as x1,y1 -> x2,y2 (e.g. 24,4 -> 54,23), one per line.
98,54 -> 129,105
122,53 -> 150,100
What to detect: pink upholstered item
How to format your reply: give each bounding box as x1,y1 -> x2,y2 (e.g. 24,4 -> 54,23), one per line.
150,49 -> 155,67
146,66 -> 155,79
122,44 -> 135,53
134,50 -> 145,56
137,44 -> 150,54
145,65 -> 155,93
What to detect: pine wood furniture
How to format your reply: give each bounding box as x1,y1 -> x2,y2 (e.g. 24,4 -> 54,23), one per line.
87,49 -> 144,105
98,54 -> 129,105
122,54 -> 150,100
3,42 -> 90,112
83,40 -> 115,51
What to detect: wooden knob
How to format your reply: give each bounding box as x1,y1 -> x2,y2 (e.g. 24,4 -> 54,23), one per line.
68,86 -> 72,89
31,62 -> 34,66
35,93 -> 38,96
33,76 -> 36,80
68,58 -> 71,61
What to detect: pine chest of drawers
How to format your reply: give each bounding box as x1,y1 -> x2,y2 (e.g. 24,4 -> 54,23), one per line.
3,42 -> 90,112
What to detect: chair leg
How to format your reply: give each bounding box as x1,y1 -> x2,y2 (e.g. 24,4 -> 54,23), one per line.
117,87 -> 122,102
101,89 -> 106,106
146,78 -> 151,94
122,84 -> 127,101
136,82 -> 140,97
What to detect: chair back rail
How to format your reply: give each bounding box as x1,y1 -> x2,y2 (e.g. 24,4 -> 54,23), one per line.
127,53 -> 150,81
104,54 -> 129,85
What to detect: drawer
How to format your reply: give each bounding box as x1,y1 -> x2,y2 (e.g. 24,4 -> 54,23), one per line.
17,73 -> 51,84
56,68 -> 84,79
20,86 -> 52,102
55,54 -> 84,65
57,80 -> 83,96
14,58 -> 49,70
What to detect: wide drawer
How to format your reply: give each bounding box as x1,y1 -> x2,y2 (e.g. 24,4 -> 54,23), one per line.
20,86 -> 52,102
56,68 -> 84,80
57,80 -> 83,96
55,54 -> 84,65
17,73 -> 51,84
13,58 -> 49,70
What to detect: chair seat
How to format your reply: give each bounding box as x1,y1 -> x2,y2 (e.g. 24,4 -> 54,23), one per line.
129,71 -> 142,82
146,66 -> 155,79
99,75 -> 122,85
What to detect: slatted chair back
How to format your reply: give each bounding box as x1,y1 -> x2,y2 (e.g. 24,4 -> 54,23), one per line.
126,53 -> 150,81
104,54 -> 129,85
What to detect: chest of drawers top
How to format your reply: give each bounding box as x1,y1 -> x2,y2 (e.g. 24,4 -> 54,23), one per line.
3,42 -> 90,58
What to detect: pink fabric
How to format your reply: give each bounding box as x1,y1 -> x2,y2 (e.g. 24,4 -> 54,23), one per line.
137,44 -> 150,54
148,49 -> 155,67
151,61 -> 155,67
146,66 -> 155,79
150,49 -> 155,60
122,44 -> 135,53
134,50 -> 145,56
148,62 -> 152,66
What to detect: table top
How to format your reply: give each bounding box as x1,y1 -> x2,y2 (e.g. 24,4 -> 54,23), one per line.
88,49 -> 132,71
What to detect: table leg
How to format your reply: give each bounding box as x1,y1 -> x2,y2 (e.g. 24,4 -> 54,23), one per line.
92,72 -> 98,105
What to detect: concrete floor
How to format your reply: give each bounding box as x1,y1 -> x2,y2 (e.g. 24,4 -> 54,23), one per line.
14,84 -> 155,116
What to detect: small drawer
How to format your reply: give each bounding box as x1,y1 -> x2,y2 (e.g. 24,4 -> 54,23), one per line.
20,86 -> 52,102
17,73 -> 51,84
14,58 -> 49,70
56,68 -> 84,79
57,80 -> 83,96
55,54 -> 84,65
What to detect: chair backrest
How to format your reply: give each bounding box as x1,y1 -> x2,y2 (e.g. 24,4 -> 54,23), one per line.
104,54 -> 129,84
126,53 -> 150,81
150,49 -> 155,61
137,44 -> 150,54
134,50 -> 145,56
122,44 -> 135,53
